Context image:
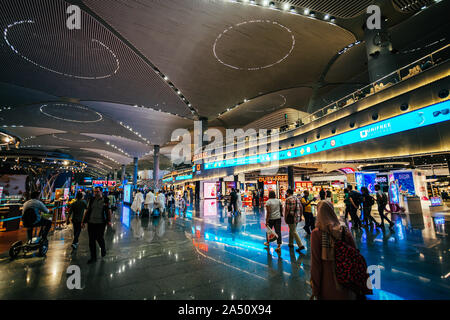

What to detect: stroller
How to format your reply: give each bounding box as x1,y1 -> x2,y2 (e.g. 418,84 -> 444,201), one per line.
9,224 -> 49,259
9,208 -> 50,259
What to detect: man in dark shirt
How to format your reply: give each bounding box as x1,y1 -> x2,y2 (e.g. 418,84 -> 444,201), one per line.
347,185 -> 362,229
67,192 -> 87,249
230,189 -> 238,215
82,187 -> 109,263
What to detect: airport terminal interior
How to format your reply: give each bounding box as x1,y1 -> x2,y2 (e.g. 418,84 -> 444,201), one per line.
0,0 -> 449,300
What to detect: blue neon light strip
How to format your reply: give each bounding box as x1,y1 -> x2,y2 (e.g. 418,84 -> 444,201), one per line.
162,177 -> 174,183
204,100 -> 450,170
176,174 -> 193,181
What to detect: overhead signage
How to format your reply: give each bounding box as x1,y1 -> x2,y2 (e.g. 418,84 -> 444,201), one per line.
258,175 -> 288,182
339,167 -> 356,174
430,197 -> 443,207
162,177 -> 174,183
204,100 -> 450,171
176,174 -> 193,181
92,180 -> 116,187
193,152 -> 208,162
295,181 -> 313,188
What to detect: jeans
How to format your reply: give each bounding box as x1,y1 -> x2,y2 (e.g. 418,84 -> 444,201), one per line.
349,207 -> 362,228
88,223 -> 106,259
362,207 -> 378,226
288,223 -> 303,248
28,217 -> 52,241
377,205 -> 393,226
303,212 -> 315,234
72,221 -> 82,244
267,218 -> 282,245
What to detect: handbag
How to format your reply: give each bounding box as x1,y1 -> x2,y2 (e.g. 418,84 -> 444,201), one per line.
266,226 -> 278,242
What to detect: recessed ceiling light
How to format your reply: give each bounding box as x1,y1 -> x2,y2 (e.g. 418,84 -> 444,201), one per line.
304,8 -> 310,15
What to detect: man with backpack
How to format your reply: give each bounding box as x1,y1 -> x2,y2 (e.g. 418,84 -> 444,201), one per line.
284,189 -> 305,252
361,187 -> 380,228
347,185 -> 363,230
375,184 -> 395,230
22,191 -> 52,242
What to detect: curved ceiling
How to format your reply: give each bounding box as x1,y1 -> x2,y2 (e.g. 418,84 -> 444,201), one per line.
0,0 -> 444,174
84,0 -> 356,119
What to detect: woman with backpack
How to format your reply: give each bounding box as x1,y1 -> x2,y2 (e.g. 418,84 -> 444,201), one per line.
310,201 -> 359,300
361,187 -> 380,228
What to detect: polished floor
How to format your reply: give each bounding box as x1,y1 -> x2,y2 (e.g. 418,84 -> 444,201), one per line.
0,201 -> 449,300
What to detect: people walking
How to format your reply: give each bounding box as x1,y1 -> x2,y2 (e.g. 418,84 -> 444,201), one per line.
347,185 -> 363,230
375,184 -> 395,230
319,188 -> 326,201
301,190 -> 316,235
131,189 -> 144,215
360,187 -> 379,228
144,189 -> 155,214
326,189 -> 332,202
264,191 -> 283,253
284,189 -> 305,253
82,187 -> 111,264
67,192 -> 87,249
310,200 -> 357,300
230,188 -> 238,216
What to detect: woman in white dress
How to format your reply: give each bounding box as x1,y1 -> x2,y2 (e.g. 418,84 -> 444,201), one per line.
131,189 -> 144,215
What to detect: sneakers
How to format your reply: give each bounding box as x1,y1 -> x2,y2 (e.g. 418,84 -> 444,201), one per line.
296,246 -> 305,253
71,243 -> 78,249
275,247 -> 281,253
101,249 -> 107,258
264,242 -> 270,247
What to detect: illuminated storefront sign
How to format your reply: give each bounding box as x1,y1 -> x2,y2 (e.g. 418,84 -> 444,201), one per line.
430,197 -> 443,207
339,167 -> 356,174
258,175 -> 287,182
162,177 -> 174,183
176,174 -> 193,181
204,100 -> 450,170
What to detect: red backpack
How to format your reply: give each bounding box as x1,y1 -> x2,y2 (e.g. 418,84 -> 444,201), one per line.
334,228 -> 373,296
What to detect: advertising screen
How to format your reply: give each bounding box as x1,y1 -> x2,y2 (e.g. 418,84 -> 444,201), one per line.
393,171 -> 415,196
363,173 -> 376,193
63,188 -> 70,200
355,172 -> 364,191
55,188 -> 64,201
203,182 -> 217,199
0,186 -> 3,199
430,197 -> 443,207
124,185 -> 132,204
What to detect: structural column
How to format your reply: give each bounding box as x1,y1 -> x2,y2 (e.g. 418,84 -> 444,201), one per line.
121,164 -> 126,185
153,145 -> 160,190
113,169 -> 117,182
288,166 -> 294,191
363,13 -> 397,83
133,157 -> 138,186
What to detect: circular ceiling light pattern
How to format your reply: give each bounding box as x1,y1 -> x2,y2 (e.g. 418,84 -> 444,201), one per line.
40,103 -> 103,123
3,20 -> 120,80
213,20 -> 295,71
51,133 -> 96,143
